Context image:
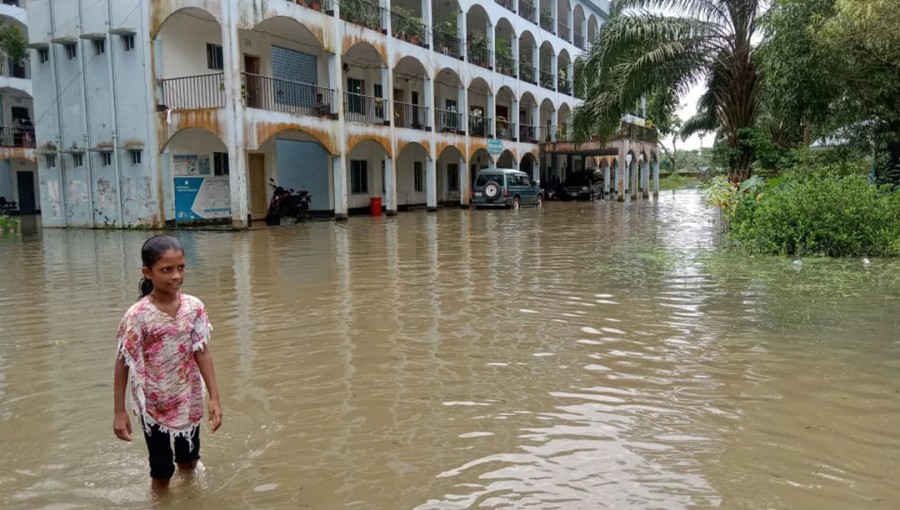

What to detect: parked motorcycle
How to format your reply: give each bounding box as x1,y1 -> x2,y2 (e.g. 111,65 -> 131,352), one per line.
265,178 -> 311,226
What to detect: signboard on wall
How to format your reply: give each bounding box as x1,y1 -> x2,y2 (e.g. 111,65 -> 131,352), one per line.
487,139 -> 504,155
174,177 -> 231,221
173,155 -> 199,175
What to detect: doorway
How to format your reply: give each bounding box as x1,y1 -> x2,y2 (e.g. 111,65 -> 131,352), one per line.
16,171 -> 35,214
248,154 -> 267,221
244,54 -> 262,108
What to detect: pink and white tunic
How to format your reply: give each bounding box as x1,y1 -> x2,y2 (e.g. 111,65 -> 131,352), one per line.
117,294 -> 211,441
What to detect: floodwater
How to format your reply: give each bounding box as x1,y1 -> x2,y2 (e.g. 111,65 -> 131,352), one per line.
1,191 -> 899,509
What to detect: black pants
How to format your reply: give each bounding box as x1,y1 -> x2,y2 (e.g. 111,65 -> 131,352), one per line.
142,423 -> 201,480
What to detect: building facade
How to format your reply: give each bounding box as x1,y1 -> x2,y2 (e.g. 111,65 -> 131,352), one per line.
26,0 -> 653,229
1,0 -> 38,216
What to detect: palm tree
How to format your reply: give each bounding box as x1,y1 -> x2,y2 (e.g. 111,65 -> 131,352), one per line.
574,0 -> 763,182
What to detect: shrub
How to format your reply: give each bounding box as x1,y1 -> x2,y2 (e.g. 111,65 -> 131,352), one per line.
0,215 -> 20,236
729,173 -> 900,257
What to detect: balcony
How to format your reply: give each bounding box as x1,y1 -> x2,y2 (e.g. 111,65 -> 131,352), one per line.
159,73 -> 226,110
550,124 -> 571,142
558,78 -> 571,96
436,109 -> 464,134
340,0 -> 387,33
433,30 -> 463,59
539,70 -> 555,91
242,73 -> 335,117
540,13 -> 554,34
519,0 -> 536,23
391,8 -> 428,47
393,101 -> 429,130
495,0 -> 515,13
1,56 -> 30,80
617,121 -> 659,143
286,0 -> 334,13
467,44 -> 491,70
344,91 -> 387,125
558,21 -> 570,42
574,32 -> 585,49
496,120 -> 516,141
520,62 -> 537,84
468,115 -> 492,138
0,124 -> 34,148
519,124 -> 540,143
496,54 -> 516,78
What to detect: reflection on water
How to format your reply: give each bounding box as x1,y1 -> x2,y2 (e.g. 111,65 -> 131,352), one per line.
1,192 -> 899,509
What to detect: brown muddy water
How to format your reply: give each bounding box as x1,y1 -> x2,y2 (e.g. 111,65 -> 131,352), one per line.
1,191 -> 899,509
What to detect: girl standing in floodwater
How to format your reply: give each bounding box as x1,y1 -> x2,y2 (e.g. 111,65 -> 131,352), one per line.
113,235 -> 222,491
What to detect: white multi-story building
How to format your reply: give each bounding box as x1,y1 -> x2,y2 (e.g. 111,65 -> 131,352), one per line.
0,0 -> 38,216
26,0 -> 654,228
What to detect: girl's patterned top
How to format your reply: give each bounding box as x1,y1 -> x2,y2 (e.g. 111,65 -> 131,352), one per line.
117,294 -> 211,440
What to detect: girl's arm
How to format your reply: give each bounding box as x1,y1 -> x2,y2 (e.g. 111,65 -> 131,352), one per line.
195,348 -> 222,432
113,357 -> 132,441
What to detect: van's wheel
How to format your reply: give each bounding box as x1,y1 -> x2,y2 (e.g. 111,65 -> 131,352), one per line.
512,196 -> 520,210
484,181 -> 501,201
535,195 -> 543,208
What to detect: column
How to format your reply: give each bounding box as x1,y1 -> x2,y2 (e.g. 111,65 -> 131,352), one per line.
618,153 -> 627,202
426,157 -> 437,211
511,97 -> 519,140
603,163 -> 610,198
459,12 -> 467,62
512,35 -> 519,77
487,23 -> 495,69
532,105 -> 540,141
550,109 -> 558,141
652,159 -> 660,198
630,160 -> 638,199
532,44 -> 539,84
333,155 -> 348,219
487,93 -> 495,138
532,157 -> 540,185
424,76 -> 434,129
550,52 -> 558,90
385,157 -> 397,215
458,85 -> 467,135
551,0 -> 558,32
423,0 -> 433,34
381,65 -> 391,125
642,160 -> 650,198
222,3 -> 248,228
459,155 -> 469,206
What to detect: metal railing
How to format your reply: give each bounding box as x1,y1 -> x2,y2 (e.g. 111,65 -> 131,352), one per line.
391,11 -> 428,46
340,0 -> 386,32
1,56 -> 30,79
0,125 -> 35,148
242,73 -> 335,117
496,53 -> 516,78
495,0 -> 515,13
540,70 -> 555,90
540,13 -> 554,33
394,101 -> 429,130
344,91 -> 386,124
433,30 -> 463,59
160,73 -> 226,110
468,115 -> 492,138
436,109 -> 463,133
558,21 -> 570,41
467,44 -> 491,69
617,121 -> 659,143
520,62 -> 537,84
549,124 -> 571,142
519,0 -> 536,23
558,78 -> 572,95
497,120 -> 516,141
289,0 -> 333,13
519,124 -> 539,143
574,32 -> 585,49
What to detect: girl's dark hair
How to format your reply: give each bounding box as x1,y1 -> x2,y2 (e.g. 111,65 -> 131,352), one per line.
139,235 -> 184,298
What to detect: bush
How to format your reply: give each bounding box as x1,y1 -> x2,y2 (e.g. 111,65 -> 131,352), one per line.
0,215 -> 20,236
658,174 -> 699,190
729,172 -> 900,257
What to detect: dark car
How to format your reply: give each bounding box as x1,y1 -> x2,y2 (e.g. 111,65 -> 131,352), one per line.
563,171 -> 604,200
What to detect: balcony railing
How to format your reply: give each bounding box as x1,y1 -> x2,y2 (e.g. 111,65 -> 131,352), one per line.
287,0 -> 333,13
1,56 -> 30,79
340,0 -> 386,33
160,73 -> 226,110
394,101 -> 429,130
618,121 -> 659,143
391,11 -> 428,47
436,109 -> 463,133
344,91 -> 387,125
495,0 -> 515,13
540,70 -> 555,91
496,53 -> 516,78
467,44 -> 491,70
519,0 -> 536,23
434,30 -> 463,59
540,13 -> 554,33
519,124 -> 539,143
2,0 -> 23,7
0,125 -> 35,148
242,73 -> 335,117
550,124 -> 571,142
468,115 -> 492,138
558,78 -> 572,95
558,22 -> 570,41
496,120 -> 516,141
574,32 -> 585,49
520,62 -> 537,84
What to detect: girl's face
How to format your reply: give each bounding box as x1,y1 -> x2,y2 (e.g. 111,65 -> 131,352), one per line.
142,249 -> 186,295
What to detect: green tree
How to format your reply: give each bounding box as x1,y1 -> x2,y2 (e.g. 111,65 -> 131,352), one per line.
0,21 -> 27,62
573,0 -> 764,182
645,88 -> 683,173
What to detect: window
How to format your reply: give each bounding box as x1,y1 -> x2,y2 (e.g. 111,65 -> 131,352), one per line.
447,164 -> 459,192
130,150 -> 142,165
73,153 -> 83,167
38,48 -> 49,64
213,152 -> 229,176
46,154 -> 56,168
351,160 -> 368,194
100,152 -> 112,166
206,43 -> 224,70
414,161 -> 424,192
94,39 -> 105,55
123,35 -> 135,51
66,44 -> 77,60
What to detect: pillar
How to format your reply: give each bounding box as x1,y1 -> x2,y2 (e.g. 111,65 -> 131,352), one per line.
512,34 -> 519,75
532,157 -> 540,185
385,156 -> 397,215
426,157 -> 437,211
551,0 -> 558,30
333,155 -> 348,219
511,98 -> 519,140
642,160 -> 650,198
459,11 -> 467,62
603,164 -> 610,198
487,93 -> 495,137
550,109 -> 558,141
458,86 -> 467,134
532,44 -> 539,82
459,155 -> 469,206
423,0 -> 433,34
487,23 -> 495,69
630,160 -> 638,200
222,3 -> 248,228
652,159 -> 660,198
424,76 -> 434,129
618,154 -> 627,202
381,65 -> 391,124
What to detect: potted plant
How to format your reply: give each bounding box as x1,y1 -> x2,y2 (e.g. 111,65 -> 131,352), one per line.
495,37 -> 513,75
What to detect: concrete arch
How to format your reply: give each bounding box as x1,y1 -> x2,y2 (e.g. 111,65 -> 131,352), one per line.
396,138 -> 431,157
343,41 -> 387,67
151,4 -> 222,39
253,15 -> 328,55
347,134 -> 393,158
468,146 -> 494,165
437,143 -> 464,161
467,76 -> 493,97
255,123 -> 339,156
159,126 -> 226,154
497,149 -> 516,168
435,66 -> 463,87
573,4 -> 586,36
520,91 -> 538,106
496,84 -> 516,103
394,55 -> 432,81
588,13 -> 599,42
558,48 -> 572,66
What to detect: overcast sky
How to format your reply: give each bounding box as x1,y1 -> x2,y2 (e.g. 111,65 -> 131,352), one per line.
674,84 -> 706,151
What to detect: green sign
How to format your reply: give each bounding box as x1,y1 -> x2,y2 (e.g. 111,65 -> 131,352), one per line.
487,139 -> 504,155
